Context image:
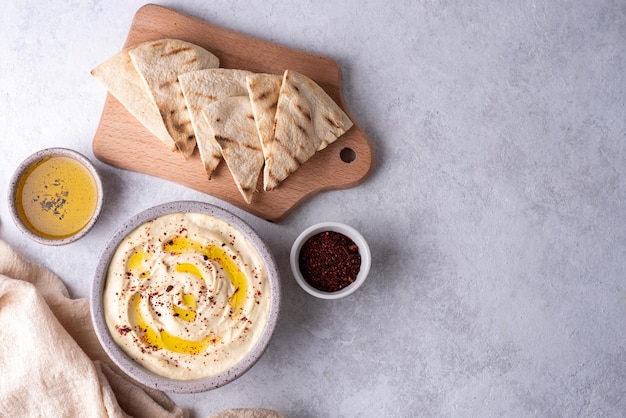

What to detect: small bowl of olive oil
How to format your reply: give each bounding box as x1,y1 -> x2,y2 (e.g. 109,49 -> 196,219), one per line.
8,148 -> 104,245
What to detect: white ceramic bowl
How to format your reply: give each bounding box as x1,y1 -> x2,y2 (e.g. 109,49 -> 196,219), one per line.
8,147 -> 103,246
290,222 -> 371,299
90,201 -> 281,393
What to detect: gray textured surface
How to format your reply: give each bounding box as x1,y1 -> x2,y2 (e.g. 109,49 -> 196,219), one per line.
1,0 -> 624,417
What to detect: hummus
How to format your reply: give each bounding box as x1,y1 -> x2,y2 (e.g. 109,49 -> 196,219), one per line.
103,212 -> 270,380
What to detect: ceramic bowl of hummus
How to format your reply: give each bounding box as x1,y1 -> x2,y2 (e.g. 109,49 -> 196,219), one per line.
91,201 -> 281,393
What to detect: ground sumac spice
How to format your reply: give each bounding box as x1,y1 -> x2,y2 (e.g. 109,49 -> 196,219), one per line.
298,231 -> 361,292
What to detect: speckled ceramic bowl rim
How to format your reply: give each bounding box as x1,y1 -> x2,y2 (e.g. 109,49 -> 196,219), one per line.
290,222 -> 371,300
7,147 -> 104,246
90,201 -> 281,393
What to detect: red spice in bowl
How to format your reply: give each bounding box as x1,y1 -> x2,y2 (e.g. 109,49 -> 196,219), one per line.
290,222 -> 371,299
298,231 -> 361,292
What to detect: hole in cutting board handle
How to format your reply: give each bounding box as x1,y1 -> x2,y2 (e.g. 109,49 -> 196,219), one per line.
340,147 -> 356,163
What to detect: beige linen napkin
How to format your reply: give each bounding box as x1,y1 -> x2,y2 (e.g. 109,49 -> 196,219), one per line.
0,239 -> 189,417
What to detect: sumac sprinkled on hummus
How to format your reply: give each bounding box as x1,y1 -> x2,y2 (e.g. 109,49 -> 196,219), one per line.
298,231 -> 361,292
102,212 -> 271,380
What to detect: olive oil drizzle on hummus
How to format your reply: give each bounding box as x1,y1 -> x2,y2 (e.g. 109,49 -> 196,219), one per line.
131,293 -> 216,355
164,236 -> 248,311
104,212 -> 270,380
124,236 -> 249,355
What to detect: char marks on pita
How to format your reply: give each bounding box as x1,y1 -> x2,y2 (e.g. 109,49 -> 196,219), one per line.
179,68 -> 253,178
262,70 -> 353,191
92,39 -> 356,206
202,96 -> 264,204
128,39 -> 220,159
246,73 -> 283,169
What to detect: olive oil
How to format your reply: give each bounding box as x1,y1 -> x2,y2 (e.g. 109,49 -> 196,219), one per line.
15,156 -> 98,239
164,236 -> 248,311
131,294 -> 217,355
123,238 -> 249,354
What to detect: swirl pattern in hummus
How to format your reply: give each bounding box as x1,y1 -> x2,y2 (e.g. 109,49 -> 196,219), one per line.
103,212 -> 270,380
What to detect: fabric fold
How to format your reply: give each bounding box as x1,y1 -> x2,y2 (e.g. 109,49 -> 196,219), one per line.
0,240 -> 188,418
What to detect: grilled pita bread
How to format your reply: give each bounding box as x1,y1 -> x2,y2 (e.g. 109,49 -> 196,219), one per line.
178,69 -> 254,179
91,47 -> 177,151
202,96 -> 264,204
263,70 -> 353,191
128,39 -> 220,159
246,73 -> 282,163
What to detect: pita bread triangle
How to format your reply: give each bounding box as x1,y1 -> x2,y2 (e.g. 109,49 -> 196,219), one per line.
262,70 -> 353,191
246,73 -> 282,164
202,96 -> 264,204
91,46 -> 177,152
179,69 -> 254,179
128,39 -> 220,159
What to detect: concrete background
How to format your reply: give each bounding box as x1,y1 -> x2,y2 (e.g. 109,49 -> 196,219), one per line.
1,0 -> 624,416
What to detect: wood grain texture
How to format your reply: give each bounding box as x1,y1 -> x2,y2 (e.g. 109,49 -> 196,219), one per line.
92,4 -> 373,222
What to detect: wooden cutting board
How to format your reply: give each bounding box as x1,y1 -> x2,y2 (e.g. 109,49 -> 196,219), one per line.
92,4 -> 373,222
